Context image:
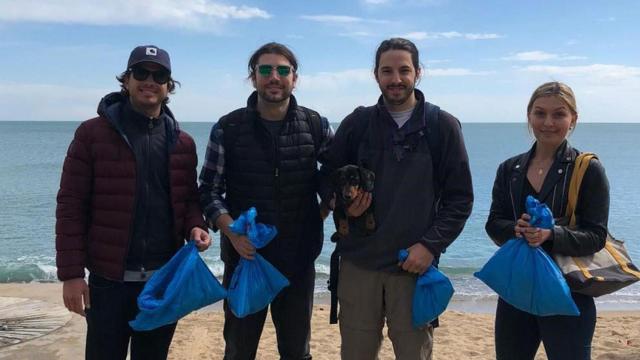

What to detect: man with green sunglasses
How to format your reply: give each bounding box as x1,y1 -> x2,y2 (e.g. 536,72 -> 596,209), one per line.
199,42 -> 333,359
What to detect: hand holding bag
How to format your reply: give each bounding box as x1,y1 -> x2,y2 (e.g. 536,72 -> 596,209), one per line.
553,152 -> 640,297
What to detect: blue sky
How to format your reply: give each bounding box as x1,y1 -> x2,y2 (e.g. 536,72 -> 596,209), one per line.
1,0 -> 638,122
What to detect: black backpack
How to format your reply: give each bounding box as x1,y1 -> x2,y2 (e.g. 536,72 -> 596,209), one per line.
350,101 -> 442,185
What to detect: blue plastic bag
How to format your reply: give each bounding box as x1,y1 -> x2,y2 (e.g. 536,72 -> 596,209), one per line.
130,241 -> 227,331
227,207 -> 289,318
398,249 -> 454,328
474,196 -> 579,316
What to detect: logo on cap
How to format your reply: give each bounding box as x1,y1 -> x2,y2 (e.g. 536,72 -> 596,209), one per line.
145,47 -> 157,56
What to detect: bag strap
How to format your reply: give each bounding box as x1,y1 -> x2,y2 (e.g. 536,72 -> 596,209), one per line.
565,152 -> 597,226
563,153 -> 640,281
301,106 -> 323,154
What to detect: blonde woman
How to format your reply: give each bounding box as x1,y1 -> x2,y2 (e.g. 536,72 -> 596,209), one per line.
485,82 -> 610,360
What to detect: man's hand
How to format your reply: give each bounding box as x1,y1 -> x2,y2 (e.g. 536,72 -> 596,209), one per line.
346,192 -> 372,217
399,243 -> 434,275
215,213 -> 256,260
191,227 -> 212,252
227,231 -> 256,260
63,278 -> 90,316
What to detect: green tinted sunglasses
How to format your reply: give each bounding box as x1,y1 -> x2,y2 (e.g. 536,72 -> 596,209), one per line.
257,64 -> 293,77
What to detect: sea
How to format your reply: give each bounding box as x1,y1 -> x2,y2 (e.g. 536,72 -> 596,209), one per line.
1,121 -> 639,312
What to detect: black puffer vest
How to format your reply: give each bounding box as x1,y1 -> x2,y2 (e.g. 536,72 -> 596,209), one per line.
220,92 -> 323,277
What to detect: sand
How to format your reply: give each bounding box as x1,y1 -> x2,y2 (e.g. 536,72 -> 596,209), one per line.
1,283 -> 639,359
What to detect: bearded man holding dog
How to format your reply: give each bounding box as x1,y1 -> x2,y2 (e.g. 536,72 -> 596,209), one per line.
320,37 -> 474,360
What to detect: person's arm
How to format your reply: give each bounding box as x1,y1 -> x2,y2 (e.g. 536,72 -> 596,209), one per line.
198,120 -> 254,259
418,113 -> 474,256
198,121 -> 230,231
551,158 -> 609,256
56,121 -> 93,315
316,116 -> 335,219
485,161 -> 520,246
318,111 -> 360,206
180,133 -> 210,251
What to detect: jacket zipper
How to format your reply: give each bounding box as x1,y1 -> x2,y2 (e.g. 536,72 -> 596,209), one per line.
140,118 -> 153,278
114,124 -> 138,281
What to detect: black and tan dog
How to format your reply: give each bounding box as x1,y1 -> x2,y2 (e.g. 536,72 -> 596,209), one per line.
330,165 -> 375,240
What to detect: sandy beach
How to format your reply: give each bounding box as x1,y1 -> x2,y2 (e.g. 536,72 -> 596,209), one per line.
1,283 -> 639,359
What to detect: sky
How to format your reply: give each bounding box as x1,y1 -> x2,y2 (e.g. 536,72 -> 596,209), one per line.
0,0 -> 639,123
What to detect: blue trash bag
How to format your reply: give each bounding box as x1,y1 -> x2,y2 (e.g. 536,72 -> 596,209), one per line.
227,207 -> 289,318
398,249 -> 454,328
474,196 -> 579,316
129,241 -> 227,331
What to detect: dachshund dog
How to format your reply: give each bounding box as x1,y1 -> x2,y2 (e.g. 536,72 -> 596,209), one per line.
330,165 -> 376,240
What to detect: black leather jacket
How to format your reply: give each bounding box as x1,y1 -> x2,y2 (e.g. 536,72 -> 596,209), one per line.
485,140 -> 609,257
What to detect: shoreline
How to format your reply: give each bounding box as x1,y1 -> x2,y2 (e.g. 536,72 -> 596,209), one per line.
2,283 -> 640,359
12,279 -> 640,314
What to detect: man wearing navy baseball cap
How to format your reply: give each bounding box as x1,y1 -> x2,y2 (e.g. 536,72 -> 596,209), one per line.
56,45 -> 211,359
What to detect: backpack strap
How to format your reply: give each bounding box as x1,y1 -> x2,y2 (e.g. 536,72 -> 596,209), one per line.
350,103 -> 441,171
424,101 -> 441,172
301,106 -> 323,154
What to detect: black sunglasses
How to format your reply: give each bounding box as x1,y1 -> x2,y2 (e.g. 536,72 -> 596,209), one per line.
257,64 -> 293,77
130,66 -> 171,84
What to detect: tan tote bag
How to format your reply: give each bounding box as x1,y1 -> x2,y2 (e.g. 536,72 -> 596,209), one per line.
553,152 -> 640,297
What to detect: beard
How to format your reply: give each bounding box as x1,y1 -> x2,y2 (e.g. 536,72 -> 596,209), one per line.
380,83 -> 415,107
258,81 -> 293,104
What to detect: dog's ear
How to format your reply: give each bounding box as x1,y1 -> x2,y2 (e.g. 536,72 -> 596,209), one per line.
358,167 -> 375,192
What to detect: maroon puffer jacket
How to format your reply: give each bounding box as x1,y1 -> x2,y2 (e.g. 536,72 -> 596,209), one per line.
55,94 -> 206,281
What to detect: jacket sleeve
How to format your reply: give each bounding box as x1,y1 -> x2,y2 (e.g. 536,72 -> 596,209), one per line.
182,135 -> 208,239
318,110 -> 360,204
419,113 -> 474,256
55,122 -> 92,281
551,158 -> 609,256
316,116 -> 335,203
485,161 -> 518,246
198,121 -> 230,231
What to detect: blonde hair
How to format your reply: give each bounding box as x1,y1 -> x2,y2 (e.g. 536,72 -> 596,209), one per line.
527,81 -> 578,116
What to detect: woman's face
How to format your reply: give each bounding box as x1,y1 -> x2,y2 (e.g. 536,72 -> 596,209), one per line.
528,95 -> 576,148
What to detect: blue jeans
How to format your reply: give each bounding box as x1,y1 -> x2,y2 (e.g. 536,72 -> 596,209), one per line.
495,293 -> 596,360
222,262 -> 315,360
85,274 -> 177,360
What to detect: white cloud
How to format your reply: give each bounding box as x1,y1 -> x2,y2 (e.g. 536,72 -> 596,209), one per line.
300,14 -> 389,25
521,64 -> 640,80
300,15 -> 365,23
0,0 -> 270,30
597,16 -> 616,22
0,82 -> 107,121
338,31 -> 373,38
364,0 -> 390,4
399,31 -> 502,41
465,33 -> 502,40
295,69 -> 378,121
503,51 -> 586,62
427,68 -> 494,76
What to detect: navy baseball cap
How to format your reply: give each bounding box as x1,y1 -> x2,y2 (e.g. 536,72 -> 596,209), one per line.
127,45 -> 171,72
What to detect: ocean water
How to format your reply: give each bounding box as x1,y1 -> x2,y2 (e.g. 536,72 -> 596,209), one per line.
1,121 -> 639,311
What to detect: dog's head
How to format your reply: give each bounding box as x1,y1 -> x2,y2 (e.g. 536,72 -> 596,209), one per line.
331,165 -> 375,204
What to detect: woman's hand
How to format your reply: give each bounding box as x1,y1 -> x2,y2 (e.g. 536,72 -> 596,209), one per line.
515,213 -> 551,247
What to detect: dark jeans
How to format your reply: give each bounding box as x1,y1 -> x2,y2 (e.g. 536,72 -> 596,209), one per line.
495,293 -> 596,360
222,261 -> 315,360
85,273 -> 177,360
